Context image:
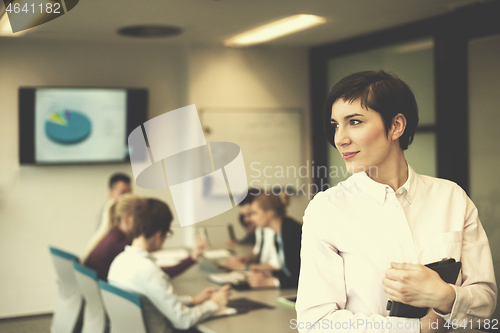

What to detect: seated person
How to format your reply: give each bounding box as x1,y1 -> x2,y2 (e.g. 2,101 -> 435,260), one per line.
226,226 -> 279,272
108,198 -> 230,332
229,191 -> 302,289
84,194 -> 205,281
82,172 -> 132,261
229,188 -> 260,246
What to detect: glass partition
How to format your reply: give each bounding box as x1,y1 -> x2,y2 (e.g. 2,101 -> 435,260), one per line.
468,32 -> 500,322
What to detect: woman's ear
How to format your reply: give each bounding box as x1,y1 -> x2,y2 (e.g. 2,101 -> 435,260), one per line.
390,113 -> 407,141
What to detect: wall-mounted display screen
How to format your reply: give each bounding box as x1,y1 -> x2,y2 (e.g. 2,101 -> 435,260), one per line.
19,87 -> 148,164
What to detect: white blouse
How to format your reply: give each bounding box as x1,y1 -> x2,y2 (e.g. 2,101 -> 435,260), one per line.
296,165 -> 497,333
253,227 -> 281,269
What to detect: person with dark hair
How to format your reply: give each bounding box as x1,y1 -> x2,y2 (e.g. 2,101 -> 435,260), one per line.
296,71 -> 496,332
86,173 -> 133,257
226,190 -> 301,289
230,188 -> 261,245
108,173 -> 132,199
245,191 -> 302,289
108,198 -> 230,333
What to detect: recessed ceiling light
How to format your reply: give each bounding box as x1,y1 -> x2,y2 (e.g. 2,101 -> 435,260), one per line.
224,14 -> 327,47
118,25 -> 182,38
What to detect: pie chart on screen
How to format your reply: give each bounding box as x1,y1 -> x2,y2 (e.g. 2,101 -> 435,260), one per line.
45,110 -> 92,144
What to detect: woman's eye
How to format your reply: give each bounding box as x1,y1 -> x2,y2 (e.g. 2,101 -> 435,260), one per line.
331,123 -> 339,129
350,119 -> 361,125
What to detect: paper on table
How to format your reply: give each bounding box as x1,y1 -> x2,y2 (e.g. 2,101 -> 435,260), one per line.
212,306 -> 237,317
152,248 -> 190,267
203,249 -> 233,260
208,271 -> 248,284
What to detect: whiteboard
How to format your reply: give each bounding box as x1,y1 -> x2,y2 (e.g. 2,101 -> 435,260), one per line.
200,108 -> 305,192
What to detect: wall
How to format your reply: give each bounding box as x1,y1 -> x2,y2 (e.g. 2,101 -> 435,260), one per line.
0,39 -> 310,318
187,45 -> 311,246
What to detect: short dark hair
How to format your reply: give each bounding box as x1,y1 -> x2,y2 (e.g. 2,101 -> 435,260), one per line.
131,198 -> 173,239
238,188 -> 261,206
324,70 -> 419,151
109,173 -> 131,189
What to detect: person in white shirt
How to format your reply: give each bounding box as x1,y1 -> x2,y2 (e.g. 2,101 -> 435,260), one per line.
246,191 -> 302,289
108,198 -> 230,333
296,70 -> 497,333
226,188 -> 281,272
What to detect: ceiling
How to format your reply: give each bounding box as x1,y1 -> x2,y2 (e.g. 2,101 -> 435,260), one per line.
3,0 -> 487,46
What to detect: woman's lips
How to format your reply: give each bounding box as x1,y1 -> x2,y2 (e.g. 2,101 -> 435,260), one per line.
342,152 -> 359,160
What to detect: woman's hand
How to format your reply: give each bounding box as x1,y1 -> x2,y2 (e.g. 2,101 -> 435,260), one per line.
247,270 -> 277,288
190,235 -> 208,261
383,262 -> 455,313
192,287 -> 217,305
248,263 -> 275,271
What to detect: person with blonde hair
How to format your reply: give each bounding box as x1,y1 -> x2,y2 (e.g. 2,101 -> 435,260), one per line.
84,194 -> 141,280
84,194 -> 206,281
83,173 -> 132,261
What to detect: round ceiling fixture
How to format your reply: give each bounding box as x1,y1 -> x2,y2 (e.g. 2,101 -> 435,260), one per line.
118,25 -> 182,38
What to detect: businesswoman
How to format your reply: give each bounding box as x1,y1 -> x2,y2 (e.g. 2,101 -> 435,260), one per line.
296,71 -> 497,332
245,191 -> 302,289
84,194 -> 206,281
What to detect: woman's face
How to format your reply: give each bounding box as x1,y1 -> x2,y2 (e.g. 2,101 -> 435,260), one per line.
249,201 -> 272,228
330,99 -> 397,174
121,214 -> 135,235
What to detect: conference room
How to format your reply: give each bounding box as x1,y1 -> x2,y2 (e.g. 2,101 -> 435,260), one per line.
1,0 -> 499,332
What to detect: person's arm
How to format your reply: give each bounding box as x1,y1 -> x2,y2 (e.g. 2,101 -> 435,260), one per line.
237,232 -> 256,245
161,256 -> 196,279
248,262 -> 274,270
161,234 -> 207,278
143,268 -> 219,330
443,194 -> 497,325
296,197 -> 419,333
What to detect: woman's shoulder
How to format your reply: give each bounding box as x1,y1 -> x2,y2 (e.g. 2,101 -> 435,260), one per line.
306,177 -> 355,208
416,173 -> 468,198
302,181 -> 352,231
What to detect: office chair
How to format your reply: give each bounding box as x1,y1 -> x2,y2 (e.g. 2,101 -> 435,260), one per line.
98,281 -> 147,333
48,246 -> 83,333
73,263 -> 108,333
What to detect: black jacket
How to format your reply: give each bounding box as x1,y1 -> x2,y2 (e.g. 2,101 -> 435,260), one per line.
271,217 -> 302,289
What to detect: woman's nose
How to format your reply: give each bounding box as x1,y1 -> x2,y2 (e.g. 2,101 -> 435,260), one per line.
334,126 -> 351,147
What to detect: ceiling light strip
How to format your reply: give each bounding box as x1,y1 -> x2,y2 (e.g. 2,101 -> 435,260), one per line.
225,14 -> 327,47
